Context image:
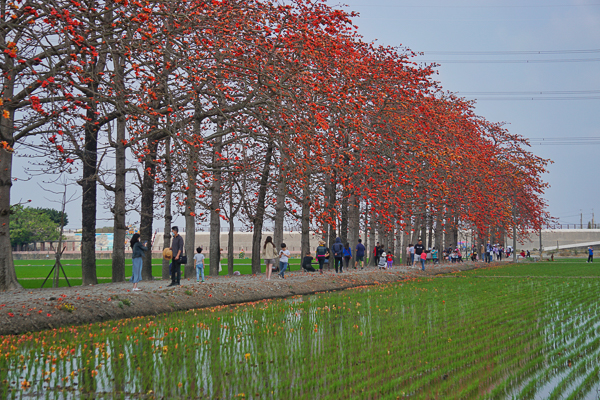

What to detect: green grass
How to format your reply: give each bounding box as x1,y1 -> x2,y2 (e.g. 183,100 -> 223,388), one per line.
14,258 -> 303,288
466,258 -> 600,277
3,262 -> 600,398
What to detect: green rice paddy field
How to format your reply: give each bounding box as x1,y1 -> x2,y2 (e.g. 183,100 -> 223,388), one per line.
3,260 -> 600,399
13,259 -> 303,289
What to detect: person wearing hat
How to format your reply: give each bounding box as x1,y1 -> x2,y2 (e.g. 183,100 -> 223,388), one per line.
315,240 -> 329,274
168,226 -> 184,287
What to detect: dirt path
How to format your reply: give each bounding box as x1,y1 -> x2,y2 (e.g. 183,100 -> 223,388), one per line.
0,263 -> 483,336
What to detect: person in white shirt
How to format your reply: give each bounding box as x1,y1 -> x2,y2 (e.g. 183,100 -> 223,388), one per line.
194,247 -> 205,283
278,243 -> 291,279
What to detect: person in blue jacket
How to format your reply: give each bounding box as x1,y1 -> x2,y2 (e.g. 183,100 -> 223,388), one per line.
343,242 -> 352,270
355,239 -> 366,270
588,247 -> 594,263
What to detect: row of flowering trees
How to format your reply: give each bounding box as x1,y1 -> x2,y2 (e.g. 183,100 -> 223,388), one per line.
0,0 -> 550,289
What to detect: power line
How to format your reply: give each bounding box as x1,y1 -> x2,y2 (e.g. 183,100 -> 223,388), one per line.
457,90 -> 600,95
339,3 -> 600,8
422,49 -> 600,55
528,137 -> 600,146
471,96 -> 600,100
417,58 -> 600,63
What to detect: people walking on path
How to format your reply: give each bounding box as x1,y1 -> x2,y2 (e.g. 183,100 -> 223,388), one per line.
406,244 -> 411,266
355,239 -> 366,269
278,243 -> 290,279
588,247 -> 594,263
130,233 -> 148,291
262,236 -> 277,280
331,237 -> 344,273
414,240 -> 425,267
432,247 -> 439,264
485,241 -> 493,263
410,244 -> 416,267
373,242 -> 381,267
168,226 -> 184,287
302,252 -> 317,272
194,247 -> 205,283
343,242 -> 352,270
316,240 -> 329,274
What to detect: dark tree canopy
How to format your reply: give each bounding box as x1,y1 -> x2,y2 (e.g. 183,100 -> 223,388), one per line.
33,208 -> 69,227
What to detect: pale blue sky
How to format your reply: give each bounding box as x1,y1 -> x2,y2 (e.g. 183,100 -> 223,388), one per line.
12,0 -> 600,228
327,0 -> 600,226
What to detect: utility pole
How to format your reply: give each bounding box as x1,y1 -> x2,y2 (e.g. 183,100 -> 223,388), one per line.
581,211 -> 583,229
512,203 -> 517,262
539,227 -> 543,260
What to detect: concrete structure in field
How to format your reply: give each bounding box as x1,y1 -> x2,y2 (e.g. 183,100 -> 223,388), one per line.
149,231 -> 324,256
12,228 -> 600,260
518,229 -> 600,252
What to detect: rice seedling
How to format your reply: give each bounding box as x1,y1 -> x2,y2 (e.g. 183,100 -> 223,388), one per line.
2,264 -> 600,398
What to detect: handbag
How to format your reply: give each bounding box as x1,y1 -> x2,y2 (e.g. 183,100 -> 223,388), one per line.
180,255 -> 188,265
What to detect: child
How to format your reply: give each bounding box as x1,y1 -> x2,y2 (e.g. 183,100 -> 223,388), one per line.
302,252 -> 316,272
278,243 -> 291,279
386,252 -> 393,269
194,247 -> 205,283
378,251 -> 388,269
432,247 -> 439,264
420,251 -> 427,271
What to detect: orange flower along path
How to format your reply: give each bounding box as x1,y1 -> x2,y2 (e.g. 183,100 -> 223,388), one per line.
0,263 -> 478,336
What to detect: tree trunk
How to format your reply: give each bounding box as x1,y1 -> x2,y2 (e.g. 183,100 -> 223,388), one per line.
81,104 -> 99,286
111,115 -> 127,282
396,219 -> 403,265
410,212 -> 422,246
251,141 -> 274,274
363,201 -> 368,250
140,138 -> 158,281
228,195 -> 235,276
427,214 -> 433,250
420,216 -> 428,249
347,194 -> 359,267
451,216 -> 459,248
0,148 -> 20,290
162,137 -> 173,280
184,150 -> 197,280
434,208 -> 444,252
327,176 -> 337,247
300,176 -> 311,259
388,226 -> 395,259
273,166 -> 286,253
209,129 -> 223,276
340,188 -> 349,244
368,207 -> 376,266
323,177 -> 331,247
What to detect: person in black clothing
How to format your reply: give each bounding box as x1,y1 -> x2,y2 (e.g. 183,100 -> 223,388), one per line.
376,244 -> 384,264
302,252 -> 317,272
414,240 -> 425,261
331,237 -> 345,273
168,226 -> 184,287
